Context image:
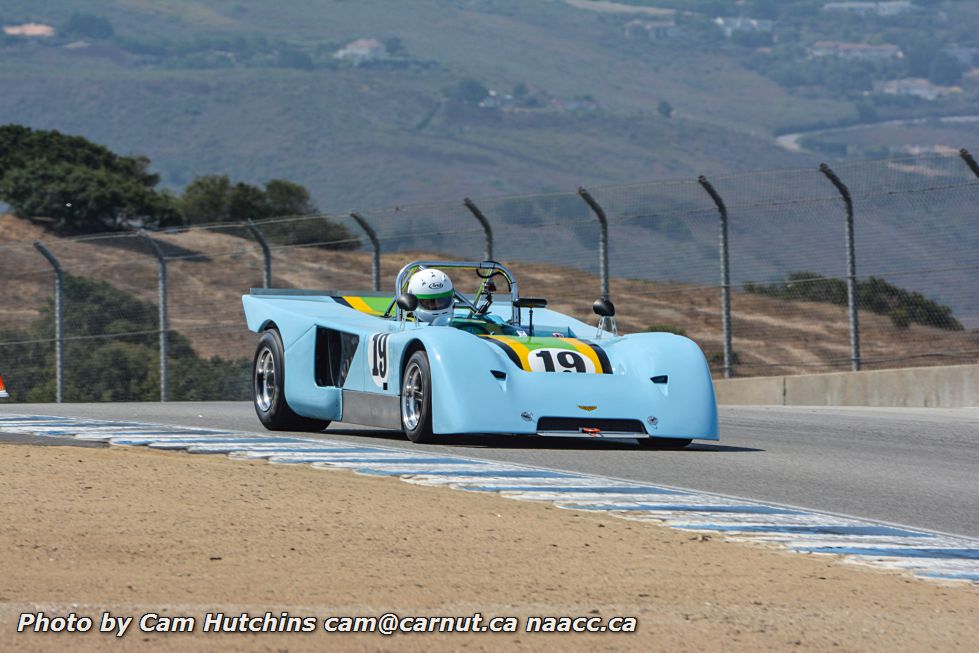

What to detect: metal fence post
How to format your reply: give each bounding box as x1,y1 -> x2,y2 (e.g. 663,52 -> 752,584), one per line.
463,198 -> 494,261
698,176 -> 734,379
33,241 -> 65,402
245,219 -> 272,288
577,187 -> 610,300
139,232 -> 169,401
350,212 -> 381,292
960,148 -> 979,179
819,163 -> 861,372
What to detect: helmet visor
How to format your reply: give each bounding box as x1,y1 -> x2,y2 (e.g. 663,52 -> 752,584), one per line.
417,293 -> 453,312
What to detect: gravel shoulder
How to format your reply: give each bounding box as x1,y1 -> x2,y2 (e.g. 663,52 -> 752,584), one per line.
1,442 -> 976,652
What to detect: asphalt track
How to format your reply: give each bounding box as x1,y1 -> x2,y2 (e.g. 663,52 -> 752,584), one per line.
4,402 -> 977,538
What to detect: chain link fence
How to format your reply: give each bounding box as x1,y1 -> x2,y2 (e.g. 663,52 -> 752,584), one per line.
1,150 -> 977,402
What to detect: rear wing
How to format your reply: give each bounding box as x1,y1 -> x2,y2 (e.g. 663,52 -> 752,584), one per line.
247,288 -> 516,319
248,289 -> 394,316
242,290 -> 395,339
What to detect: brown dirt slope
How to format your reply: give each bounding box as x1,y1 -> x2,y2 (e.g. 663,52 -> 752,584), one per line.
1,214 -> 976,376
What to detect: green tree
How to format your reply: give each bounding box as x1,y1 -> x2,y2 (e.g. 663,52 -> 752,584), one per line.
178,174 -> 359,249
0,160 -> 181,233
277,48 -> 314,70
446,78 -> 489,105
902,39 -> 941,78
383,36 -> 405,56
511,81 -> 541,108
179,174 -> 233,224
928,53 -> 963,86
0,125 -> 158,185
180,176 -> 315,224
0,275 -> 249,402
264,179 -> 315,216
64,13 -> 114,40
259,179 -> 359,249
0,125 -> 179,233
228,181 -> 270,222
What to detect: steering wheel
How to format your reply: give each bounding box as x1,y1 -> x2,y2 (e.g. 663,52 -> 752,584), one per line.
470,270 -> 511,318
476,268 -> 512,290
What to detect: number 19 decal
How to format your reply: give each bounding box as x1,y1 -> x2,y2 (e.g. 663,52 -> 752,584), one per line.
529,348 -> 594,373
368,333 -> 390,387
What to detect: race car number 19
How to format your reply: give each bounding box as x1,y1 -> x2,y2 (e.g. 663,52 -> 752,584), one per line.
529,348 -> 594,373
369,333 -> 390,387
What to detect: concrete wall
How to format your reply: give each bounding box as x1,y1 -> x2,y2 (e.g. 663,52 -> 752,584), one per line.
714,364 -> 979,408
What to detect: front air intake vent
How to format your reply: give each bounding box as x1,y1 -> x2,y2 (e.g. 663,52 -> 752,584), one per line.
490,370 -> 507,380
537,417 -> 645,434
651,375 -> 668,384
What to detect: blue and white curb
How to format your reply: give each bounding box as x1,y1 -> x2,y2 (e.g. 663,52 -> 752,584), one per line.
2,413 -> 978,584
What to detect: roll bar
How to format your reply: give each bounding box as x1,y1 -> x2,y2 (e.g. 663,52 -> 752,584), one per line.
391,260 -> 522,324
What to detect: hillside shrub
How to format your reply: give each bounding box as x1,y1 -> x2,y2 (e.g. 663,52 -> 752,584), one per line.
0,275 -> 249,402
744,271 -> 962,330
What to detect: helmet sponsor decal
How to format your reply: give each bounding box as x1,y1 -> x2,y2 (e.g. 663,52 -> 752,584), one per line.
414,290 -> 453,299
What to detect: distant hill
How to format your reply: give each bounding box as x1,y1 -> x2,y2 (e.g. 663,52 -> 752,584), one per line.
3,0 -> 975,210
0,0 -> 859,210
1,1 -> 976,328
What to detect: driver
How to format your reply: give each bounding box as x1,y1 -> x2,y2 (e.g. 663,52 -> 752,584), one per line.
407,269 -> 454,323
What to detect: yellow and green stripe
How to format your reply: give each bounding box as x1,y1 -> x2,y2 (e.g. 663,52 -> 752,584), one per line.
480,335 -> 612,374
332,295 -> 393,316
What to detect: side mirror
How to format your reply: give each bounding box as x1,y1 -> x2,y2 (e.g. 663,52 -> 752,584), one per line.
397,293 -> 419,312
593,297 -> 615,318
514,297 -> 548,309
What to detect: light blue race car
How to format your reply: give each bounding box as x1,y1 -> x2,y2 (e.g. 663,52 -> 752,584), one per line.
241,260 -> 718,447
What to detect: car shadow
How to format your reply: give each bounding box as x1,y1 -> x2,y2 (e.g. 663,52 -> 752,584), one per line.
320,428 -> 763,453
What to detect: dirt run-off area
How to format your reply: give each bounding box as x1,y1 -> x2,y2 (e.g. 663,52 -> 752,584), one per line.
0,442 -> 976,652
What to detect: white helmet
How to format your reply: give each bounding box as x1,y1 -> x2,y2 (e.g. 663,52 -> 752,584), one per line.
407,268 -> 454,323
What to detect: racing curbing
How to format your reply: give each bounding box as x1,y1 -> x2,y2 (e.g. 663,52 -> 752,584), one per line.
2,413 -> 977,584
713,363 -> 979,408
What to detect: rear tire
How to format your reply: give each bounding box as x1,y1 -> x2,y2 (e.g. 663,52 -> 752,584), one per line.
637,437 -> 692,449
253,329 -> 330,432
401,350 -> 435,443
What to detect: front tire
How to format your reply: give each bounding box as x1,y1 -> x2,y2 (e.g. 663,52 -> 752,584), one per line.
401,350 -> 435,443
637,437 -> 692,449
253,329 -> 330,432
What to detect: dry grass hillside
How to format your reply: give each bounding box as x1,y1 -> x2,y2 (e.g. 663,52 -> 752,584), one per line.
2,215 -> 976,377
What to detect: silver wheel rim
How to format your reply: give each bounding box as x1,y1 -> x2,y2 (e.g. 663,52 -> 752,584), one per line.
255,346 -> 276,412
402,361 -> 424,431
